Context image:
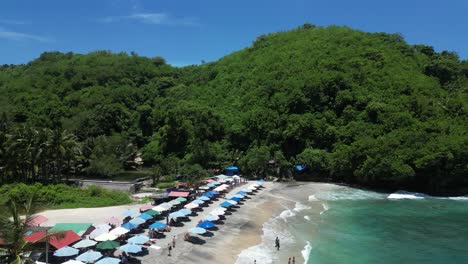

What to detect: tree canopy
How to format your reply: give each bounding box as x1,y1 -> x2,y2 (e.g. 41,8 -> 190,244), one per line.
0,25 -> 466,194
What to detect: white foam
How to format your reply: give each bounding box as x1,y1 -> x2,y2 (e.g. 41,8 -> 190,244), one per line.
388,191 -> 427,200
315,187 -> 386,201
304,215 -> 310,221
236,244 -> 273,264
448,196 -> 468,201
308,194 -> 319,201
279,209 -> 296,221
301,241 -> 312,264
294,202 -> 311,212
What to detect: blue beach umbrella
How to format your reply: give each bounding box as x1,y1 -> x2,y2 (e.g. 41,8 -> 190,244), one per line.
169,211 -> 185,218
236,191 -> 247,195
54,246 -> 79,257
149,222 -> 167,230
212,181 -> 221,185
138,213 -> 152,220
204,214 -> 219,221
121,222 -> 137,230
233,194 -> 245,199
198,196 -> 210,201
123,209 -> 135,217
76,250 -> 102,263
230,197 -> 242,202
73,238 -> 97,249
210,190 -> 220,195
128,235 -> 150,244
197,221 -> 215,229
95,257 -> 121,264
119,243 -> 142,253
178,209 -> 192,215
192,199 -> 204,204
220,201 -> 233,207
202,192 -> 213,198
189,227 -> 207,234
207,183 -> 215,187
129,217 -> 145,226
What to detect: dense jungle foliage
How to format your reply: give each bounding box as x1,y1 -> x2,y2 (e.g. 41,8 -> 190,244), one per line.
0,24 -> 466,194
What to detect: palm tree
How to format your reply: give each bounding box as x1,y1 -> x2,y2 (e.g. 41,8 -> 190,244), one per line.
0,198 -> 64,264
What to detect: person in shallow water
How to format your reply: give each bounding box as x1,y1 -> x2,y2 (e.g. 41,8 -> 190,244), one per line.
275,236 -> 280,250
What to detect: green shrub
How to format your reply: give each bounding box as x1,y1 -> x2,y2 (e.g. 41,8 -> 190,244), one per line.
0,183 -> 132,209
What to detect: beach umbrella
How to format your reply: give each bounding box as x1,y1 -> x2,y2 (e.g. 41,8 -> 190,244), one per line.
96,240 -> 120,250
62,260 -> 85,264
202,192 -> 214,198
220,201 -> 233,207
138,213 -> 153,220
175,197 -> 187,202
159,202 -> 172,209
95,257 -> 121,264
123,209 -> 135,217
54,246 -> 79,257
128,235 -> 150,245
198,196 -> 210,201
197,221 -> 215,229
192,199 -> 204,204
149,222 -> 167,230
211,190 -> 220,195
168,200 -> 181,206
169,211 -> 185,218
129,217 -> 145,226
204,215 -> 219,221
94,233 -> 118,242
153,205 -> 168,212
139,204 -> 153,212
236,191 -> 247,195
76,250 -> 102,263
218,179 -> 226,183
213,181 -> 221,185
199,186 -> 210,190
72,238 -> 97,249
145,209 -> 159,216
210,209 -> 226,216
230,197 -> 242,202
27,215 -> 48,226
242,188 -> 253,193
119,243 -> 142,253
109,226 -> 129,236
189,227 -> 206,234
226,200 -> 238,205
93,224 -> 111,230
233,194 -> 245,199
106,217 -> 120,226
121,222 -> 137,230
217,207 -> 227,211
207,183 -> 215,187
184,203 -> 199,209
89,228 -> 108,239
178,209 -> 192,216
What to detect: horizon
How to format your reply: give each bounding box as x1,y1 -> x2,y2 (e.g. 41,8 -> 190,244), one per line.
1,0 -> 467,66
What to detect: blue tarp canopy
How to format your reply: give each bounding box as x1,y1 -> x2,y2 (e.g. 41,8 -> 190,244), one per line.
226,166 -> 239,176
294,165 -> 307,171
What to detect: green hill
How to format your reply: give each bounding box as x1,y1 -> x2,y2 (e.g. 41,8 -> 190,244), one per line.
0,24 -> 466,194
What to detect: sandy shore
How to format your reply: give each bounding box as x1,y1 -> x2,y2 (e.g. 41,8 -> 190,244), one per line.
39,182 -> 331,263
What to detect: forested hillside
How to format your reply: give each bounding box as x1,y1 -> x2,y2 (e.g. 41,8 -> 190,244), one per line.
0,24 -> 466,194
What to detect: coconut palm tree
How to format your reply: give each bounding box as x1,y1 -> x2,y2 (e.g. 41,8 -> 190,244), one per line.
0,197 -> 64,264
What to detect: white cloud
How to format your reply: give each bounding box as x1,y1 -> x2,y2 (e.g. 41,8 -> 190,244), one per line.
100,12 -> 198,26
0,29 -> 53,42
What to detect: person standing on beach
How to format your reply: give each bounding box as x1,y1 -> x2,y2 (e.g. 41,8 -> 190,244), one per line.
292,256 -> 295,263
172,236 -> 176,248
168,243 -> 172,256
275,236 -> 280,250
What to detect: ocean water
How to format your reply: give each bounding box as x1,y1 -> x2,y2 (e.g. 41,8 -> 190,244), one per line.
237,183 -> 468,264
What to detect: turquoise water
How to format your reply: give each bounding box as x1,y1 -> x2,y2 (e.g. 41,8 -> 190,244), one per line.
236,184 -> 468,264
306,190 -> 468,263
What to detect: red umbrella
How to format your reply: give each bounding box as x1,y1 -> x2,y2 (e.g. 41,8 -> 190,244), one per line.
49,230 -> 81,249
24,232 -> 46,243
27,215 -> 48,226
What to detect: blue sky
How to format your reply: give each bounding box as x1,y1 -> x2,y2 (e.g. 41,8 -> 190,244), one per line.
0,0 -> 467,66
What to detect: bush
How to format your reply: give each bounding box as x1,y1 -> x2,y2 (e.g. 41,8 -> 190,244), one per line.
0,183 -> 132,209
